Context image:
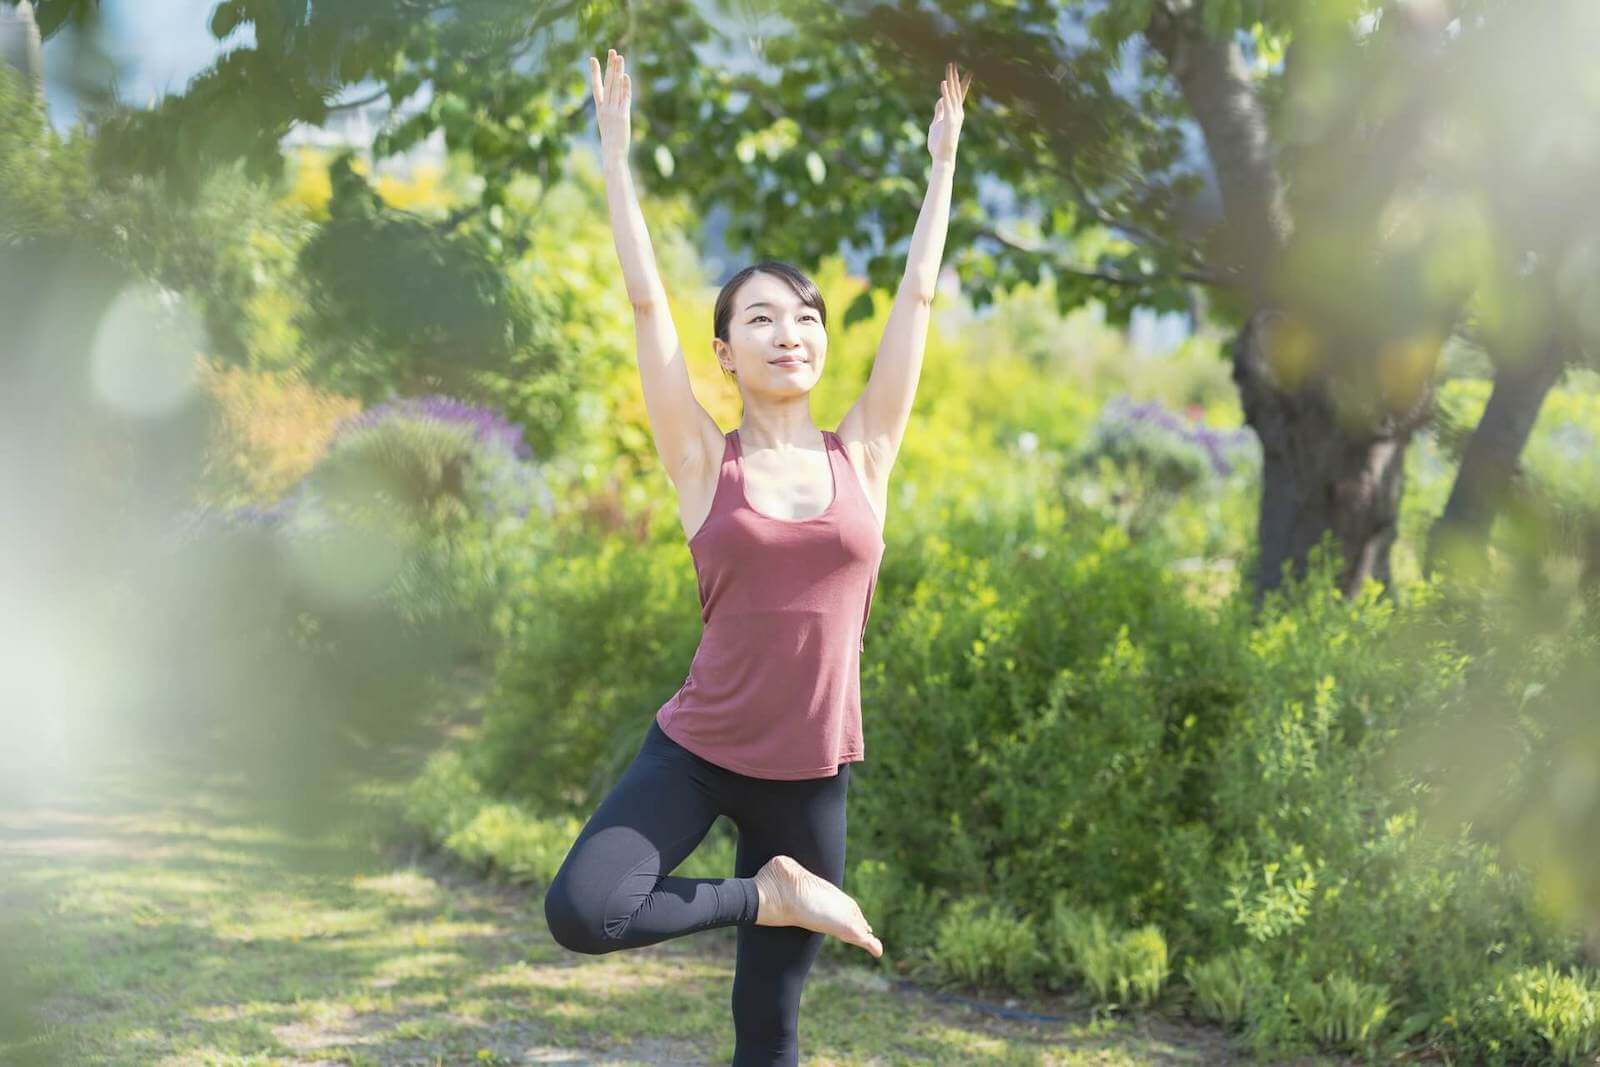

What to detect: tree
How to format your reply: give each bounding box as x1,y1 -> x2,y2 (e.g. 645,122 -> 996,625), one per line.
638,0 -> 1600,599
0,0 -> 44,102
15,0 -> 1598,599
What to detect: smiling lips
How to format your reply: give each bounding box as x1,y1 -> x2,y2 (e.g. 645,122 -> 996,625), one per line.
771,358 -> 805,366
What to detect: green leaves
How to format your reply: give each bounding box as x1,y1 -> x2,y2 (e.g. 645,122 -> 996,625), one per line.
210,1 -> 244,39
1090,0 -> 1156,50
842,287 -> 876,329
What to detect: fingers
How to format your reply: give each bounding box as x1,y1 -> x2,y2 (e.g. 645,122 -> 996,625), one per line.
940,61 -> 973,107
590,49 -> 628,109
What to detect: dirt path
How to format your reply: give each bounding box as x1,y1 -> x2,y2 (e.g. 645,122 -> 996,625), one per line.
0,770 -> 1304,1065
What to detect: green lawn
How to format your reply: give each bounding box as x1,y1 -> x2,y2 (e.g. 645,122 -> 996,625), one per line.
0,767 -> 1332,1065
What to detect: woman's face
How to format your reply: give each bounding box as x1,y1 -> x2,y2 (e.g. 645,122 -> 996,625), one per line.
717,272 -> 826,392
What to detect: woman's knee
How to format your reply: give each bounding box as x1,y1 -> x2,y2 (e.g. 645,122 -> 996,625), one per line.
542,871 -> 619,956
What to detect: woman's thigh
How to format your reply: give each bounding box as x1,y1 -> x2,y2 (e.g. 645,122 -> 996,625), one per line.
543,722 -> 728,950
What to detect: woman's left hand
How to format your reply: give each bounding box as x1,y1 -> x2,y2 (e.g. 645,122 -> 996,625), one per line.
928,61 -> 972,164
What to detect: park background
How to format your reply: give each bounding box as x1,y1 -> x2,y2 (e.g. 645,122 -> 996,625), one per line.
3,0 -> 1600,1063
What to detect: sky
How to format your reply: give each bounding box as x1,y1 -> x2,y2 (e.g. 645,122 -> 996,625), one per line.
26,0 -> 1190,354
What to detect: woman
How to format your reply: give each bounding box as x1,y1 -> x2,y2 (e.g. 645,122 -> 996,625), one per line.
543,47 -> 971,1065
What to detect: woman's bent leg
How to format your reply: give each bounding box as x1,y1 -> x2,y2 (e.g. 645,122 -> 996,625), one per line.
728,763 -> 850,1067
542,724 -> 760,955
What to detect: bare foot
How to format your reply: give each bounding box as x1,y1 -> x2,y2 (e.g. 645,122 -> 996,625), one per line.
753,855 -> 883,958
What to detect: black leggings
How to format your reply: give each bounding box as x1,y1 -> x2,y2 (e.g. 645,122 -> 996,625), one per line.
542,718 -> 850,1066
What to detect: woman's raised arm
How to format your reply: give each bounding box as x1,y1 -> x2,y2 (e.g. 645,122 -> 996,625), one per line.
589,48 -> 719,483
836,62 -> 973,473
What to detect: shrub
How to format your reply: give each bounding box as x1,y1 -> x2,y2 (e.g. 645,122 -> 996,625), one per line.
1443,961 -> 1600,1066
1286,969 -> 1394,1057
1185,945 -> 1275,1028
405,747 -> 582,886
197,361 -> 362,509
1043,898 -> 1170,1007
930,897 -> 1048,994
1069,395 -> 1257,540
473,532 -> 702,813
323,395 -> 549,525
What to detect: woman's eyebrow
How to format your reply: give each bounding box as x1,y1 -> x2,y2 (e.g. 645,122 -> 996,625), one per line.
744,302 -> 813,313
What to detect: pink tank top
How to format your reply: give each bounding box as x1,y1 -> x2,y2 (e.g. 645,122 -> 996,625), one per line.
655,427 -> 886,779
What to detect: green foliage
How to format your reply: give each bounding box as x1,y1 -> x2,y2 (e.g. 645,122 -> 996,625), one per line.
293,156 -> 553,402
1287,969 -> 1394,1056
473,529 -> 703,813
930,897 -> 1048,995
1443,961 -> 1600,1067
1185,945 -> 1275,1028
1043,898 -> 1171,1006
76,0 -> 641,204
404,748 -> 583,885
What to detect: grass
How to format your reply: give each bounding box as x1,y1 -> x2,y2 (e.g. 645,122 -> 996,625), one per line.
0,762 -> 1339,1065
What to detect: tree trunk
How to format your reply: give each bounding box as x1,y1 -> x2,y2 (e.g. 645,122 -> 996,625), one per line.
1,1 -> 46,104
1425,335 -> 1568,575
1236,311 -> 1424,602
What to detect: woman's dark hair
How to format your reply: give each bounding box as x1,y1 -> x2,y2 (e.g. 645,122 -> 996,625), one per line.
712,260 -> 827,382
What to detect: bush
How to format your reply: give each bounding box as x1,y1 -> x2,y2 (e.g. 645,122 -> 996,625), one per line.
406,749 -> 580,884
1043,898 -> 1170,1006
197,361 -> 362,509
930,897 -> 1048,994
1286,969 -> 1394,1057
472,530 -> 702,814
1443,961 -> 1600,1066
1186,946 -> 1275,1028
1069,395 -> 1257,541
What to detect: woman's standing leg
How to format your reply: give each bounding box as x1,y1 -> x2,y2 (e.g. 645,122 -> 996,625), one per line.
543,722 -> 761,954
727,763 -> 850,1067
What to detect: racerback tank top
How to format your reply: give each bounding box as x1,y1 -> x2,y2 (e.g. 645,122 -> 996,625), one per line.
654,427 -> 886,779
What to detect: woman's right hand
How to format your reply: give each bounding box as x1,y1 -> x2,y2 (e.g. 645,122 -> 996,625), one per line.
589,48 -> 632,158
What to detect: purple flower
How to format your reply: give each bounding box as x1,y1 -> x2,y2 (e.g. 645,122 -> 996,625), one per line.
1100,396 -> 1255,477
331,395 -> 534,461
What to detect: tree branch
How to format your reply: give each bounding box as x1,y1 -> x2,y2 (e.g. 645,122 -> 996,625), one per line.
327,86 -> 389,113
974,224 -> 1221,288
